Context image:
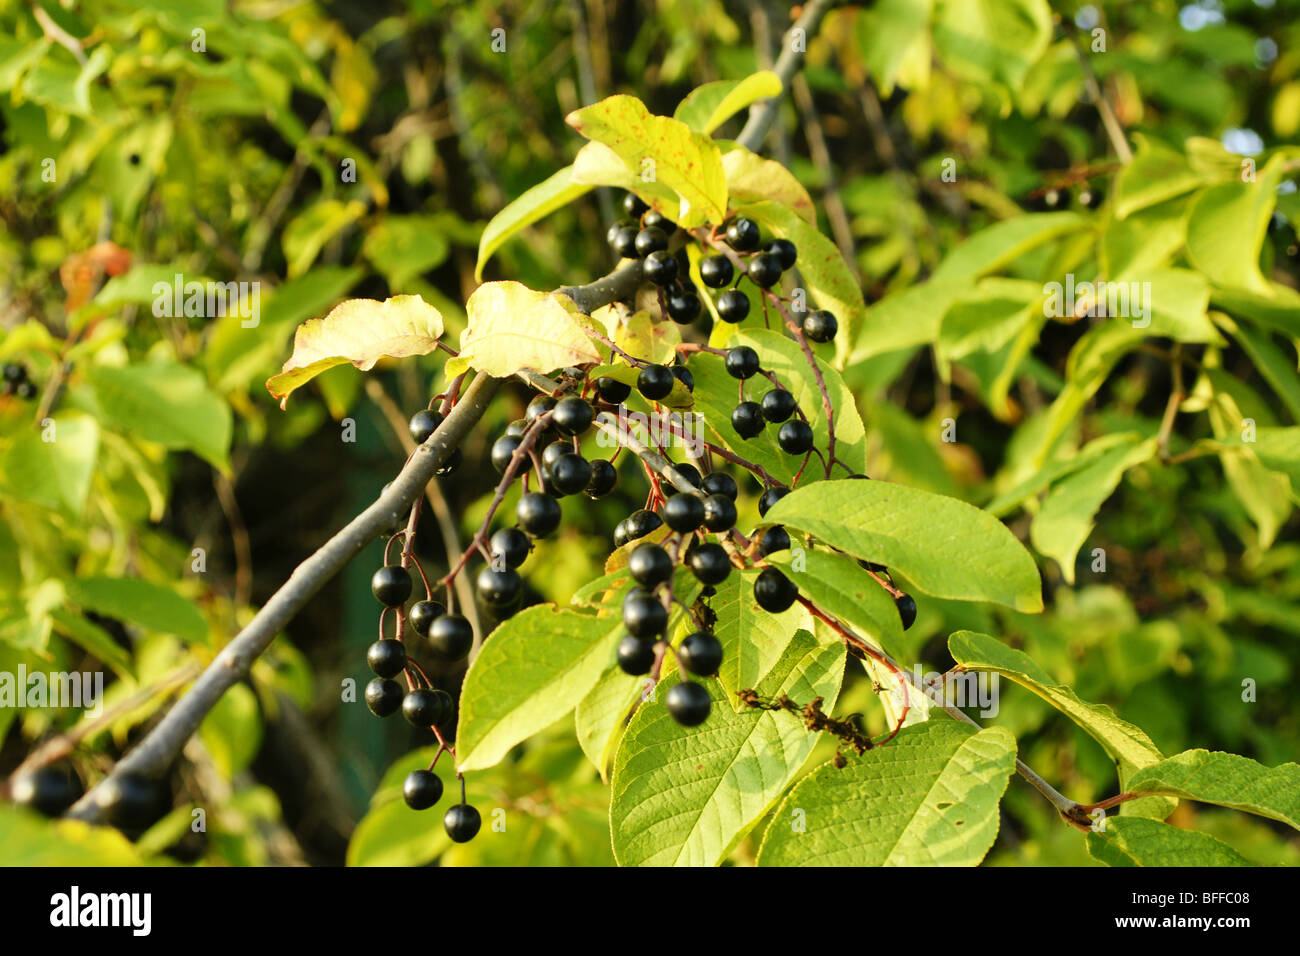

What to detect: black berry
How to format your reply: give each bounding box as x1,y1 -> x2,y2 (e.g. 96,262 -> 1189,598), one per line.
634,226 -> 668,257
724,217 -> 761,252
662,493 -> 704,532
687,542 -> 731,585
666,681 -> 711,726
622,588 -> 668,638
489,527 -> 530,568
678,631 -> 723,676
758,486 -> 789,517
725,346 -> 760,379
586,459 -> 618,498
372,566 -> 413,607
517,492 -> 562,537
409,409 -> 444,444
444,803 -> 482,843
542,439 -> 571,470
637,364 -> 675,400
366,678 -> 403,717
94,774 -> 165,831
701,494 -> 737,532
756,526 -> 791,557
669,462 -> 702,489
747,251 -> 783,288
777,420 -> 814,455
476,565 -> 522,607
607,219 -> 635,246
699,255 -> 734,288
611,225 -> 639,258
403,688 -> 453,727
491,435 -> 521,475
624,508 -> 663,541
596,377 -> 631,404
552,396 -> 594,436
2,363 -> 26,384
716,289 -> 750,323
548,453 -> 593,496
802,310 -> 838,343
767,238 -> 797,270
701,472 -> 738,500
505,419 -> 528,439
11,765 -> 82,817
643,250 -> 679,286
409,599 -> 445,636
613,519 -> 631,548
761,388 -> 797,423
895,592 -> 918,630
666,290 -> 701,324
623,192 -> 649,219
671,365 -> 694,393
367,639 -> 407,678
643,209 -> 675,232
15,381 -> 36,400
754,567 -> 798,612
525,394 -> 557,424
628,542 -> 674,587
731,401 -> 764,438
403,770 -> 444,810
618,635 -> 656,675
428,614 -> 474,660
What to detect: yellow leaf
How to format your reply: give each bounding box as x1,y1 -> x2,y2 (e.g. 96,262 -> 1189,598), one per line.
267,295 -> 444,408
448,281 -> 602,378
721,146 -> 816,224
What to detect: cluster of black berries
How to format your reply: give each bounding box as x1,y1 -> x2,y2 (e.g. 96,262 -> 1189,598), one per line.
13,761 -> 173,835
722,345 -> 815,455
607,194 -> 703,323
409,406 -> 461,476
2,363 -> 37,399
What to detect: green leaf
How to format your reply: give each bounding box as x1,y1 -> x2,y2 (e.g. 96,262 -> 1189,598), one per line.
1186,156 -> 1287,295
266,295 -> 444,407
938,277 -> 1042,362
1030,435 -> 1157,583
48,608 -> 133,678
851,277 -> 968,362
947,631 -> 1166,799
719,145 -> 816,223
1223,325 -> 1300,423
281,198 -> 366,278
610,630 -> 846,866
574,666 -> 644,782
856,0 -> 934,95
362,214 -> 450,288
672,71 -> 782,134
757,720 -> 1017,866
1086,817 -> 1256,867
87,362 -> 232,471
474,165 -> 592,281
569,142 -> 681,215
738,200 -> 868,362
0,413 -> 99,515
456,604 -> 623,772
200,682 -> 262,778
932,212 -> 1087,282
1113,135 -> 1210,220
66,576 -> 208,645
764,479 -> 1044,612
765,547 -> 905,661
445,281 -> 601,379
566,95 -> 727,227
0,806 -> 143,866
1126,750 -> 1300,830
1211,282 -> 1300,337
931,0 -> 1053,93
709,568 -> 814,711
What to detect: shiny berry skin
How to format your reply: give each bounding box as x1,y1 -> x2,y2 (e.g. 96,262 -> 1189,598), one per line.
687,542 -> 731,585
553,396 -> 594,436
622,588 -> 668,638
517,492 -> 562,537
366,678 -> 403,717
768,238 -> 797,270
666,290 -> 701,324
548,453 -> 593,496
756,526 -> 791,557
716,289 -> 750,323
724,217 -> 761,252
403,688 -> 453,727
489,527 -> 530,569
541,440 -> 571,470
2,363 -> 25,384
747,252 -> 783,288
802,309 -> 838,343
643,250 -> 679,286
367,639 -> 407,678
895,592 -> 918,631
777,420 -> 814,455
643,209 -> 675,232
505,419 -> 528,440
754,567 -> 798,612
586,459 -> 618,498
444,804 -> 482,843
607,219 -> 635,246
409,599 -> 445,636
761,388 -> 797,423
725,346 -> 760,379
679,631 -> 723,676
11,765 -> 82,817
15,381 -> 36,399
662,493 -> 705,532
623,192 -> 649,218
371,566 -> 413,607
628,542 -> 674,587
701,494 -> 737,532
93,774 -> 165,831
634,226 -> 668,257
701,472 -> 738,500
525,394 -> 557,424
699,255 -> 734,288
624,508 -> 663,542
434,447 -> 462,477
491,435 -> 521,474
613,519 -> 631,548
758,486 -> 789,517
611,225 -> 639,258
671,365 -> 695,393
409,409 -> 444,444
428,614 -> 474,660
731,401 -> 764,439
666,681 -> 712,726
476,565 -> 522,606
403,770 -> 443,810
637,364 -> 675,400
669,462 -> 702,489
596,377 -> 631,404
618,635 -> 656,675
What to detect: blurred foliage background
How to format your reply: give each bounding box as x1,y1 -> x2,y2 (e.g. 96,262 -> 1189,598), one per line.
0,0 -> 1298,866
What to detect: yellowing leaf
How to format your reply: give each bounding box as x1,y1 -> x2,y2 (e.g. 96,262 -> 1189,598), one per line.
672,71 -> 782,134
266,295 -> 444,408
721,146 -> 816,223
447,281 -> 601,378
566,95 -> 727,227
571,143 -> 681,217
601,307 -> 680,366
